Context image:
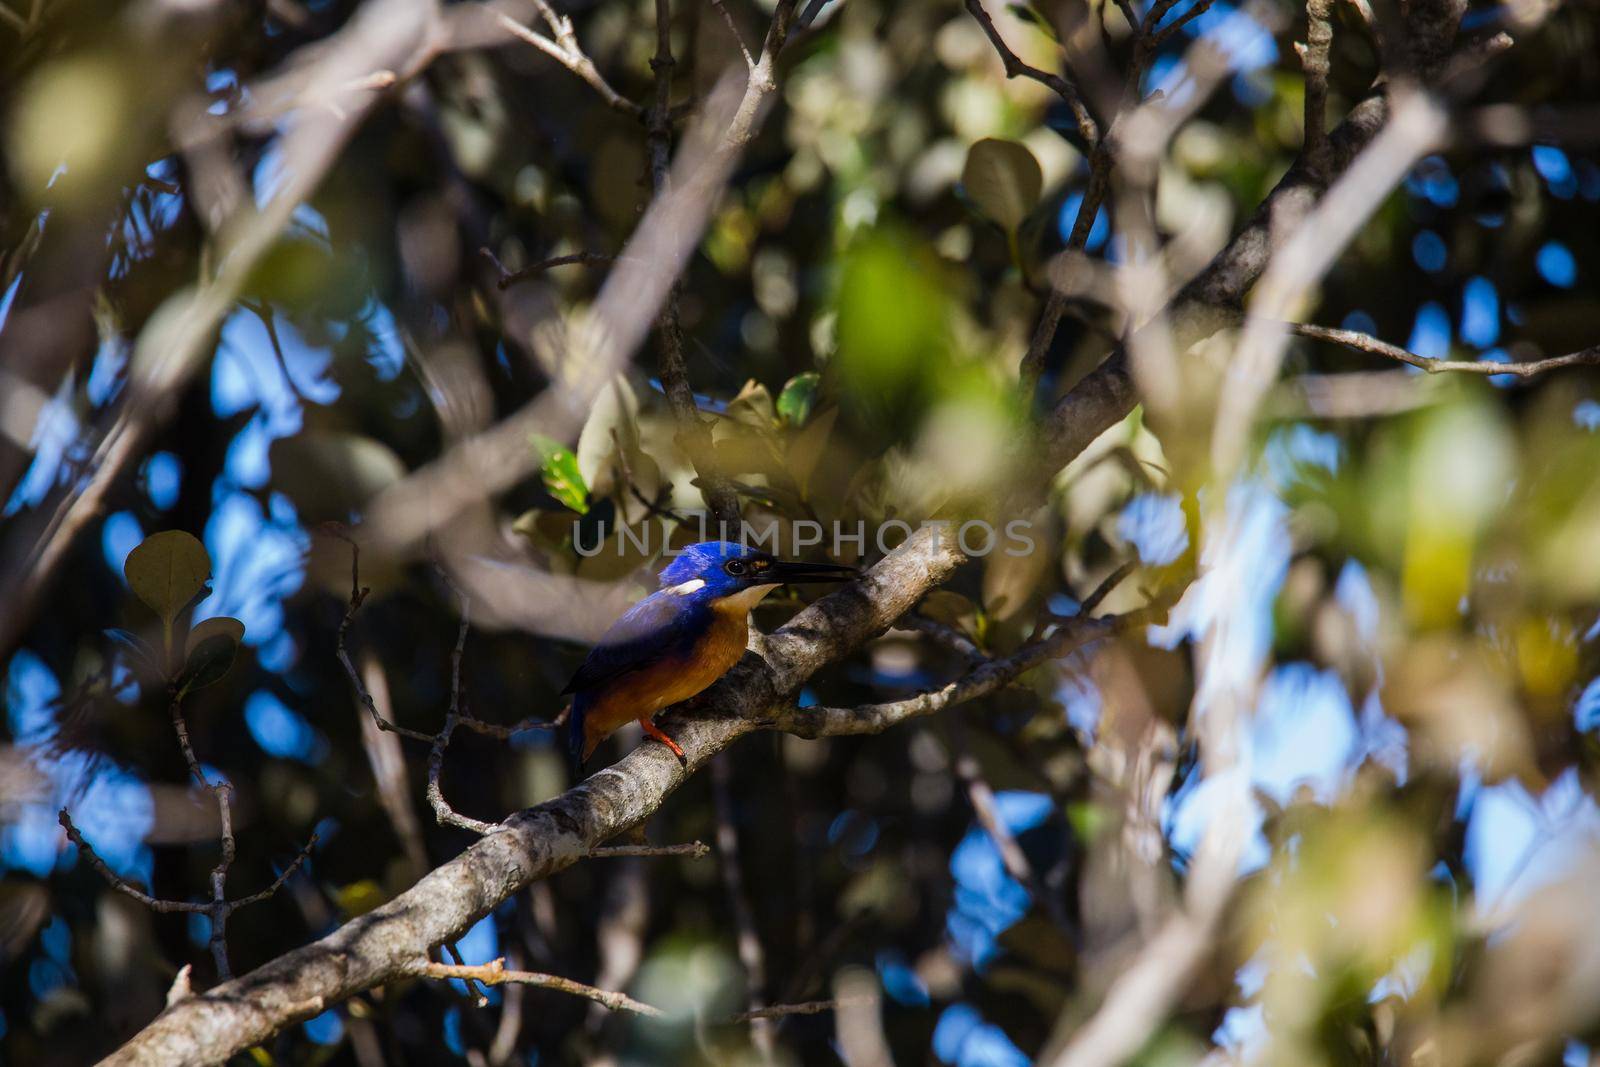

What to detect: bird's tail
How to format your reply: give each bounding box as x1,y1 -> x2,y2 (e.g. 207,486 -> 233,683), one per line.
565,695 -> 587,777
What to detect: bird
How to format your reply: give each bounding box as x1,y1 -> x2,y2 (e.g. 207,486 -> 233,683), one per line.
563,541 -> 856,771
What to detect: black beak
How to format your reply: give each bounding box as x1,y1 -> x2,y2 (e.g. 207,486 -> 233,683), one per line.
768,559 -> 859,585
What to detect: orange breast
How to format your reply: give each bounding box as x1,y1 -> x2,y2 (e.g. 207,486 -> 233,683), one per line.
580,606 -> 750,755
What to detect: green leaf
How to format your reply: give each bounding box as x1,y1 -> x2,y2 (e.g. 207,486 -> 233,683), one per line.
532,435 -> 589,514
124,531 -> 210,625
178,616 -> 245,694
776,372 -> 822,426
962,138 -> 1043,232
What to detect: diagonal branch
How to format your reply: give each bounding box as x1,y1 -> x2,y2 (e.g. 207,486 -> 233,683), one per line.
964,0 -> 1099,152
495,7 -> 644,118
1291,322 -> 1600,378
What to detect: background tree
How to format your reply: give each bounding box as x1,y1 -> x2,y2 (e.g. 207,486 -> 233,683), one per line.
3,0 -> 1600,1064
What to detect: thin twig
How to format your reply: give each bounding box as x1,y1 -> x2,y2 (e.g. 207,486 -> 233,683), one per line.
412,958 -> 666,1017
782,590 -> 1178,739
730,996 -> 878,1023
898,614 -> 986,667
330,530 -> 434,743
706,0 -> 754,68
58,815 -> 317,933
59,811 -> 208,913
588,841 -> 712,858
229,833 -> 321,908
1299,0 -> 1333,171
1291,323 -> 1600,379
240,298 -> 310,404
949,715 -> 1077,936
496,10 -> 644,118
426,579 -> 498,836
1150,0 -> 1218,47
444,941 -> 491,1007
712,755 -> 775,1053
1081,560 -> 1137,615
964,0 -> 1098,151
481,248 -> 614,290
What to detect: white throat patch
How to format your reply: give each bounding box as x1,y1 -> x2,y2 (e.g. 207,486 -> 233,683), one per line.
716,583 -> 780,614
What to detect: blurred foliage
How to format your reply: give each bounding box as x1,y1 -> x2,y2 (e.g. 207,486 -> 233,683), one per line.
1,0 -> 1600,1065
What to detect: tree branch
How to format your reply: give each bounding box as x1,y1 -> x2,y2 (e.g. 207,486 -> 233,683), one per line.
410,957 -> 665,1017
1291,322 -> 1600,378
103,528 -> 965,1066
495,7 -> 644,118
964,0 -> 1098,151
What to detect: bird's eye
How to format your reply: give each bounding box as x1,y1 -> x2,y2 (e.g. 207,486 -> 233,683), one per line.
725,560 -> 746,575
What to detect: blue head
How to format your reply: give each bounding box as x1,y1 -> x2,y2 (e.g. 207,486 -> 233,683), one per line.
657,541 -> 856,600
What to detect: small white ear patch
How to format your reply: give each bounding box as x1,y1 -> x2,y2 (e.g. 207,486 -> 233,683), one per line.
667,579 -> 706,595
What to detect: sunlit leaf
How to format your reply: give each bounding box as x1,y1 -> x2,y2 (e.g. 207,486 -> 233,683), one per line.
124,530 -> 210,625
532,435 -> 589,515
962,138 -> 1043,232
776,372 -> 822,426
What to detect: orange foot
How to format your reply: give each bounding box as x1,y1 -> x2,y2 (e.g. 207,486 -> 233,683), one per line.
637,716 -> 687,765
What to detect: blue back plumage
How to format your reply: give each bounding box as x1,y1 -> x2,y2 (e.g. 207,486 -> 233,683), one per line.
565,542 -> 774,769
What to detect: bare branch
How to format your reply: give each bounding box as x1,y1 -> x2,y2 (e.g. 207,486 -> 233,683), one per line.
425,580 -> 498,836
712,755 -> 775,1052
1299,0 -> 1334,170
410,957 -> 665,1017
495,10 -> 645,118
1149,0 -> 1218,46
59,810 -> 209,914
898,614 -> 986,667
949,715 -> 1077,936
587,841 -> 712,859
229,833 -> 321,909
964,0 -> 1099,150
481,248 -> 614,290
706,0 -> 754,69
331,531 -> 435,743
730,995 -> 879,1023
779,593 -> 1172,740
1291,323 -> 1600,379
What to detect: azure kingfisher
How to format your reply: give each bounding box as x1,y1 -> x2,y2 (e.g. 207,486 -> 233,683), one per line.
564,541 -> 856,770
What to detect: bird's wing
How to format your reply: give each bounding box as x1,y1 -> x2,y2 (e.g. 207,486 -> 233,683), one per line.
561,591 -> 706,695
